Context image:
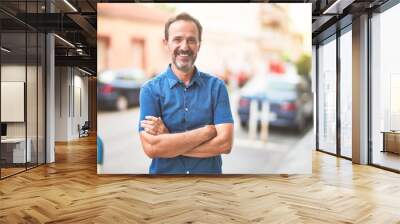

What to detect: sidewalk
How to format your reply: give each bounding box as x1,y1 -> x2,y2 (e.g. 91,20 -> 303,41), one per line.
222,129 -> 313,174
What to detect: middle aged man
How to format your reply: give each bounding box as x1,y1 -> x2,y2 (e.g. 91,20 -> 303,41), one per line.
138,12 -> 234,174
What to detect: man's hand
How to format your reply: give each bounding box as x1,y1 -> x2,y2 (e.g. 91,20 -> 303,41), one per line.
140,116 -> 169,135
183,123 -> 233,158
140,124 -> 218,158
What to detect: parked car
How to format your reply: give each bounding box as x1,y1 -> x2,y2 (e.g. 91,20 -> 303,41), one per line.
98,69 -> 146,111
237,69 -> 313,132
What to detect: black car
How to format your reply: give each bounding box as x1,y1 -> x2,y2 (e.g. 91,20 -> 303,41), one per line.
98,69 -> 146,111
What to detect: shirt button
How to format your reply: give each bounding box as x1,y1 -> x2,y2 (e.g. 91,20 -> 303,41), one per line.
185,108 -> 188,112
186,171 -> 190,174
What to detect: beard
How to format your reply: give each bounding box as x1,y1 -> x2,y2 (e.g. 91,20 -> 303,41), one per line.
172,49 -> 197,73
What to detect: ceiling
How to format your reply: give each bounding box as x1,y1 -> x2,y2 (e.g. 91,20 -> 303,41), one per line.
310,0 -> 389,43
0,0 -> 394,75
0,0 -> 97,74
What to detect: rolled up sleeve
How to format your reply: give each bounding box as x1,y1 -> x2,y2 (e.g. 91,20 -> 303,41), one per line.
138,85 -> 161,132
213,81 -> 234,125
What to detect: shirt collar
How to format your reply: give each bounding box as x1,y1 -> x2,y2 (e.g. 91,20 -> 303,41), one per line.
166,64 -> 203,89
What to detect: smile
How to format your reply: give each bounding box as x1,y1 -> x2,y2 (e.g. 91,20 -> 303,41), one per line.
177,54 -> 191,61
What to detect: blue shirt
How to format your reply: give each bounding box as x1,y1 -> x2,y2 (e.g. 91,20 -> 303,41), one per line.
138,65 -> 234,174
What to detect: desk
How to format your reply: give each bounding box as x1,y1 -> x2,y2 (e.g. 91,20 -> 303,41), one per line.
381,131 -> 400,154
1,138 -> 31,163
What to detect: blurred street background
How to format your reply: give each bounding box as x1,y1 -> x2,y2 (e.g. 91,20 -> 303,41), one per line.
97,3 -> 313,174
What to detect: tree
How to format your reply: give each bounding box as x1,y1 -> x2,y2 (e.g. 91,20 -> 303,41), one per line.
295,53 -> 311,81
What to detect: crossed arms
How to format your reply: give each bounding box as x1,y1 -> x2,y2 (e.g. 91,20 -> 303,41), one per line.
139,116 -> 233,159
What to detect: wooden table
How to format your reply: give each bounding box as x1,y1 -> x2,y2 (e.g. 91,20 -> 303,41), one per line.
1,138 -> 31,164
381,131 -> 400,154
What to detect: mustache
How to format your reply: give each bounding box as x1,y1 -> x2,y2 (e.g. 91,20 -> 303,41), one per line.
174,49 -> 193,56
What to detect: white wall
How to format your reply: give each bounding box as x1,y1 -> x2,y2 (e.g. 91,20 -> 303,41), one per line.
1,66 -> 25,131
55,66 -> 69,141
55,67 -> 89,141
1,64 -> 46,164
71,73 -> 89,138
1,65 -> 32,138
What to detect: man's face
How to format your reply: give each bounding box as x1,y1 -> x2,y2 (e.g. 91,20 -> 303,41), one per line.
164,20 -> 200,73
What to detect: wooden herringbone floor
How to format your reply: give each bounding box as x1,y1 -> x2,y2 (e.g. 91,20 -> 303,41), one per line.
1,136 -> 400,223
